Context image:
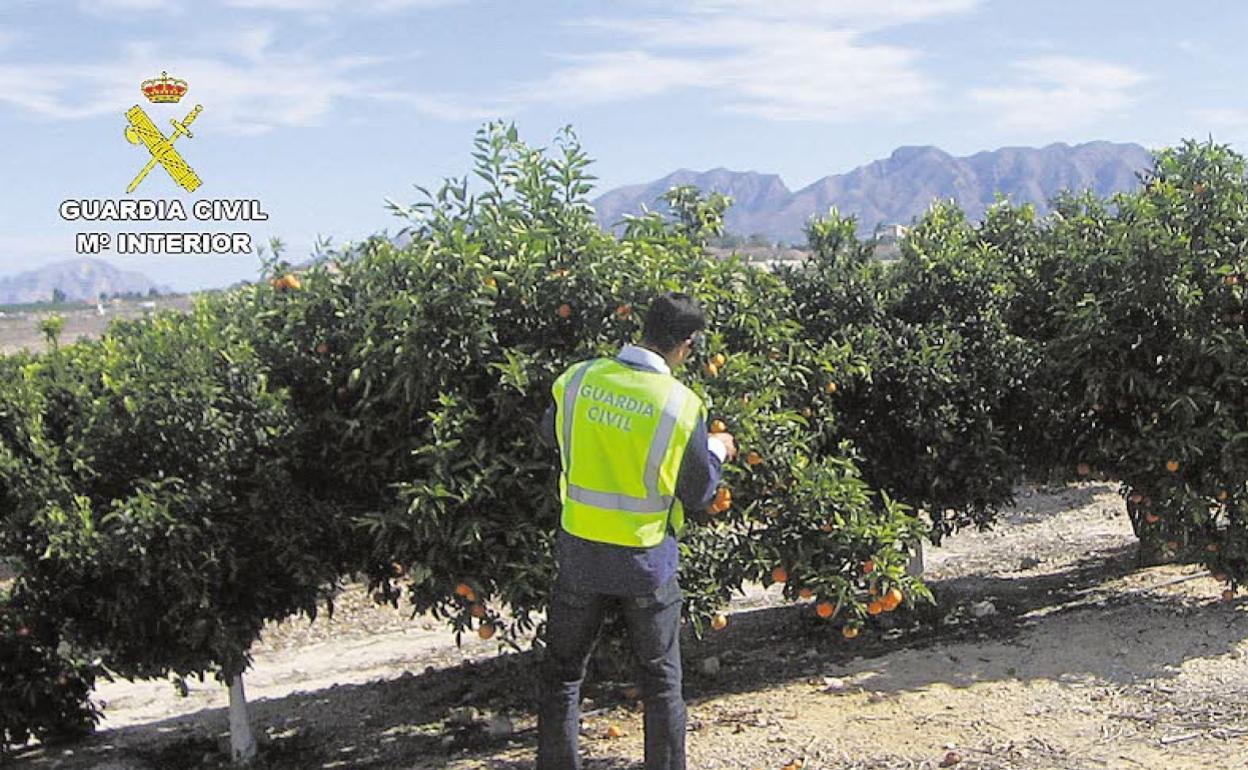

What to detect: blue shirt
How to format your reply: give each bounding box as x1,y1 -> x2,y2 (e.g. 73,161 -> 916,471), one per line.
540,345 -> 723,595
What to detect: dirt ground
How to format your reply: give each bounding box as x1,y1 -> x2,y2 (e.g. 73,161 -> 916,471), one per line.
0,296 -> 196,355
11,482 -> 1248,770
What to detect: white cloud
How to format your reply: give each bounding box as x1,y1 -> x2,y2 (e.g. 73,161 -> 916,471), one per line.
488,1 -> 979,123
221,0 -> 461,11
79,0 -> 181,12
0,33 -> 442,134
685,0 -> 978,27
969,56 -> 1147,133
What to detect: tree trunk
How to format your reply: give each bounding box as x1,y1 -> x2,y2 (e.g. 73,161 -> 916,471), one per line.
227,674 -> 257,765
906,538 -> 925,577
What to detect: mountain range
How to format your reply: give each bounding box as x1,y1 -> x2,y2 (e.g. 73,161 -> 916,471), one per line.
0,258 -> 171,305
592,141 -> 1154,243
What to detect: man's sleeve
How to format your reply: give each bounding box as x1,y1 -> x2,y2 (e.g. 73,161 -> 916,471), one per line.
675,415 -> 723,512
539,401 -> 557,449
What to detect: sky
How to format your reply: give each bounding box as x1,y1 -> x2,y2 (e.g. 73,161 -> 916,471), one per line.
1,0 -> 1246,291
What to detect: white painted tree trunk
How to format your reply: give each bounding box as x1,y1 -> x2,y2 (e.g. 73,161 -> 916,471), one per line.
228,674 -> 257,765
906,538 -> 925,577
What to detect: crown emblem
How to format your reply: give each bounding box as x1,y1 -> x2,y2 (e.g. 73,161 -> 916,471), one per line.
141,71 -> 188,104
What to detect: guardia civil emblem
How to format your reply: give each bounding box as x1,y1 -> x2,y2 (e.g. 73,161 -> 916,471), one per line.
124,71 -> 203,194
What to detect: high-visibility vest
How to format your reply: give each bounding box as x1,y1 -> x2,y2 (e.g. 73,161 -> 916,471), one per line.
551,357 -> 705,547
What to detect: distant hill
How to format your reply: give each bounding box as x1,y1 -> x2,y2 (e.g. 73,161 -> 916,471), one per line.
0,259 -> 172,305
592,141 -> 1154,244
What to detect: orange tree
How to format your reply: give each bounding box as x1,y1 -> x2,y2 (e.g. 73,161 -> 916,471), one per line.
212,123 -> 928,643
0,309 -> 351,755
0,588 -> 99,758
0,353 -> 99,755
780,204 -> 1038,540
1041,140 -> 1248,574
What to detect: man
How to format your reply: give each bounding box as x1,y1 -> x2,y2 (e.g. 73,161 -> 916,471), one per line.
537,292 -> 737,770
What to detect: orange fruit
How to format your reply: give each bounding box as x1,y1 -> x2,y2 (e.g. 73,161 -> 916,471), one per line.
863,560 -> 875,575
704,362 -> 719,378
881,588 -> 904,612
867,601 -> 884,615
816,601 -> 836,619
798,587 -> 814,600
711,353 -> 727,368
771,566 -> 788,584
315,342 -> 330,355
841,625 -> 859,639
825,381 -> 838,395
557,303 -> 573,319
746,451 -> 763,466
605,724 -> 623,739
469,603 -> 487,619
478,623 -> 496,640
1166,459 -> 1180,473
819,522 -> 835,533
711,613 -> 728,631
1129,492 -> 1144,504
709,419 -> 727,434
1145,513 -> 1160,524
455,582 -> 476,601
483,276 -> 497,288
616,304 -> 631,317
271,274 -> 301,291
1225,273 -> 1239,286
1076,462 -> 1091,477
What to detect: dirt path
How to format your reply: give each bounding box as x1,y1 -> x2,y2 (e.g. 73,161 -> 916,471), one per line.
13,482 -> 1248,770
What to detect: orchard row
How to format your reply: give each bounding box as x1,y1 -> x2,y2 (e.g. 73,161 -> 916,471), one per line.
2,126 -> 1245,752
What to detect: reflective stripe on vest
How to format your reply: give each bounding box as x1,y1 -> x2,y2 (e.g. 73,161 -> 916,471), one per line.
552,357 -> 702,547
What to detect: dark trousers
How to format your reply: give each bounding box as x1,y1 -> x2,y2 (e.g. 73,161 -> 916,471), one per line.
537,577 -> 686,770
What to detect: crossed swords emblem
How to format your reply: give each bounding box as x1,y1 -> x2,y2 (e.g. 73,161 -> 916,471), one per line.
124,103 -> 203,194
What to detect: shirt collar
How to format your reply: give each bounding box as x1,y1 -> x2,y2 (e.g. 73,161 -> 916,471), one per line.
617,343 -> 671,375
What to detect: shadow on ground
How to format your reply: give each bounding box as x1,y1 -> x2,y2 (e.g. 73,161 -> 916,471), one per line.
12,540 -> 1245,770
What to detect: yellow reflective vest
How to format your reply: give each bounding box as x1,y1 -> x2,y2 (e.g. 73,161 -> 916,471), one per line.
551,357 -> 705,547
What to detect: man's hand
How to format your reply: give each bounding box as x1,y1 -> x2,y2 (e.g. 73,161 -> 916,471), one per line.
709,432 -> 737,462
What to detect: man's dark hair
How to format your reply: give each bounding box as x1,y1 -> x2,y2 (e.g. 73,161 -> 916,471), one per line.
642,292 -> 706,354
